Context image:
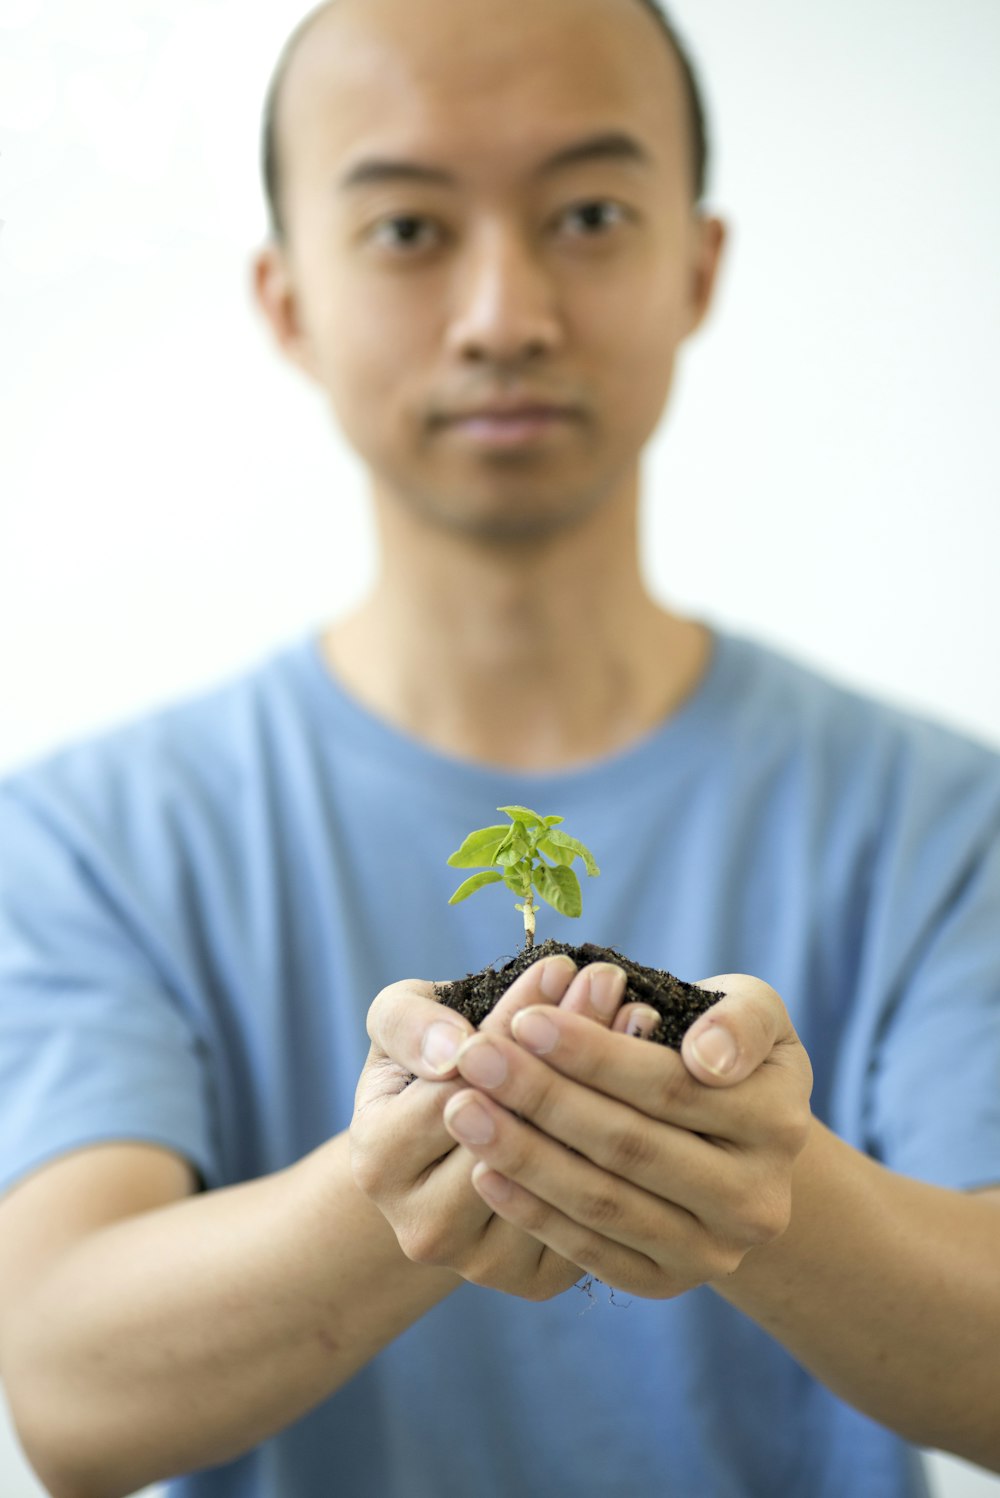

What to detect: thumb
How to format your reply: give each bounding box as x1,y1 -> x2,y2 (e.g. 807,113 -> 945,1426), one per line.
680,973 -> 794,1087
367,978 -> 476,1080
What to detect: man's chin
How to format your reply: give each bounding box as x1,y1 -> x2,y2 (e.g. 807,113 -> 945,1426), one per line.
440,509 -> 586,544
396,485 -> 611,545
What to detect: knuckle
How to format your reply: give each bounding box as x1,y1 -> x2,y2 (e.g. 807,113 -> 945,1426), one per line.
462,1243 -> 567,1302
732,1178 -> 792,1248
396,1221 -> 430,1264
495,1132 -> 536,1185
766,1186 -> 793,1241
797,1048 -> 815,1099
603,1121 -> 658,1176
510,1190 -> 549,1237
366,980 -> 406,1042
569,1230 -> 611,1281
650,1057 -> 697,1117
747,1004 -> 775,1059
579,1187 -> 625,1231
773,1100 -> 812,1158
711,1241 -> 750,1279
519,1065 -> 563,1134
399,1216 -> 451,1267
460,1254 -> 505,1291
522,1267 -> 568,1303
689,1219 -> 749,1280
629,1261 -> 687,1299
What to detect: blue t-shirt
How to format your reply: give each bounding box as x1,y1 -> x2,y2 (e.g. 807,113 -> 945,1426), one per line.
2,621 -> 999,1498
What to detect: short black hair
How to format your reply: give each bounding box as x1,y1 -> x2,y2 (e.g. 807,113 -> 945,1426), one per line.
260,0 -> 710,245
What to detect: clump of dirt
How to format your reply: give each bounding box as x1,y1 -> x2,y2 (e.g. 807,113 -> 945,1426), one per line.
434,937 -> 724,1049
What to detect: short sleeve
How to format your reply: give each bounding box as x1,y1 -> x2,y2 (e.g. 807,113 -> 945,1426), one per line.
0,782 -> 221,1199
868,815 -> 1000,1191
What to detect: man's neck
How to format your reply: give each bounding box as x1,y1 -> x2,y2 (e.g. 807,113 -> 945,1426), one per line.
319,493 -> 712,772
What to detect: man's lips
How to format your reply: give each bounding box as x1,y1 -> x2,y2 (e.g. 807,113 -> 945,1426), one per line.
440,409 -> 577,446
440,398 -> 577,422
441,403 -> 579,422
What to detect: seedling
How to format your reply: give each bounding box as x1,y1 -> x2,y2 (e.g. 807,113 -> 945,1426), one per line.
447,805 -> 599,950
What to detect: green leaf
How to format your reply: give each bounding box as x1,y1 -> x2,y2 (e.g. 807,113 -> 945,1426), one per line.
497,804 -> 547,827
537,836 -> 575,867
448,869 -> 505,904
496,827 -> 531,865
532,864 -> 582,918
543,815 -> 564,827
446,825 -> 510,869
503,870 -> 529,895
541,830 -> 600,877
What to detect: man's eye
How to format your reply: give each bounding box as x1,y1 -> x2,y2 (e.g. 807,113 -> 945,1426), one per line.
561,200 -> 628,236
367,200 -> 627,254
369,215 -> 438,251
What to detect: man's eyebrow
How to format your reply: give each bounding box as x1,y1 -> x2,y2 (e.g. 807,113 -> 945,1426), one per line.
336,129 -> 655,192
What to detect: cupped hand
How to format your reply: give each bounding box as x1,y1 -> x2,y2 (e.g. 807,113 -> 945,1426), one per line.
441,973 -> 814,1298
349,952 -> 654,1299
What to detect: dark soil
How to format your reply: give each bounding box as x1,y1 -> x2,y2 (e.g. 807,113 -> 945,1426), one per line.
434,938 -> 725,1050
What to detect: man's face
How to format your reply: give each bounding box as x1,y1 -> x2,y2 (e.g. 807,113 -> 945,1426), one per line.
255,0 -> 725,542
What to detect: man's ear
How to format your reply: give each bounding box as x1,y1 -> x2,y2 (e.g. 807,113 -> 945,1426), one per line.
249,242 -> 322,385
684,213 -> 728,338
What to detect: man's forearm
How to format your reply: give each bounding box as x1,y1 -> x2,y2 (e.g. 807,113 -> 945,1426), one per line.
3,1133 -> 457,1498
714,1118 -> 1000,1471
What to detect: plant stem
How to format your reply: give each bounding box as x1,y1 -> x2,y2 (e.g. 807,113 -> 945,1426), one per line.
523,892 -> 536,950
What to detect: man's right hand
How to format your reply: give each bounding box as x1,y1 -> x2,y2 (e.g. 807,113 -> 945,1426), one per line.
350,953 -> 653,1300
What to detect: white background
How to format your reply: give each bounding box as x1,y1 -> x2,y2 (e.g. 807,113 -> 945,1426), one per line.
1,0 -> 998,1493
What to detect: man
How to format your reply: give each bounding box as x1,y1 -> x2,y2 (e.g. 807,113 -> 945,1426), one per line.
0,0 -> 998,1494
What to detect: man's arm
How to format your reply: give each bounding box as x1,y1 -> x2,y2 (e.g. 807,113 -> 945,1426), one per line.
713,1124 -> 1000,1472
0,1135 -> 458,1498
436,976 -> 1000,1473
0,952 -> 640,1498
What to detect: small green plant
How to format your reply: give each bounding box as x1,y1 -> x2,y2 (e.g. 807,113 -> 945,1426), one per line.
447,806 -> 599,950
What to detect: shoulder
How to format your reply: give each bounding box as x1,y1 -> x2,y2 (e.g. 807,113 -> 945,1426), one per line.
725,628 -> 1000,817
0,638 -> 313,870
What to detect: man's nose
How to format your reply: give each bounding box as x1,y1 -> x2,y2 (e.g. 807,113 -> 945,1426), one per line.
444,224 -> 563,363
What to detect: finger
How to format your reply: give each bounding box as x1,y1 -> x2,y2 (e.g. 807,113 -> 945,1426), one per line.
392,1073 -> 470,1144
356,1085 -> 586,1296
451,1028 -> 734,1216
442,1085 -> 669,1261
468,1161 -> 739,1300
351,1068 -> 467,1194
680,975 -> 800,1089
556,962 -> 628,1026
400,1142 -> 583,1295
506,1004 -> 790,1146
509,1005 -> 718,1126
611,1002 -> 664,1039
470,1165 -> 661,1297
439,1091 -> 723,1295
477,953 -> 578,1037
367,979 -> 477,1081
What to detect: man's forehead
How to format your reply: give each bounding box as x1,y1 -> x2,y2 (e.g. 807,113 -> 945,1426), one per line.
279,0 -> 683,183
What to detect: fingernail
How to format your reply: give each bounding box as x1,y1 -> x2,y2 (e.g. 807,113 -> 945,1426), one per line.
512,1007 -> 559,1054
540,954 -> 577,999
445,1098 -> 496,1145
473,1165 -> 512,1202
456,1037 -> 507,1088
690,1024 -> 737,1076
422,1021 -> 466,1075
628,1005 -> 662,1039
588,964 -> 627,1019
